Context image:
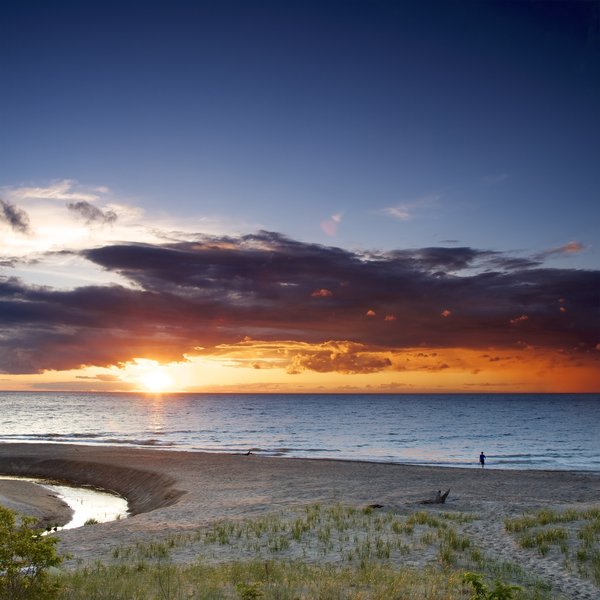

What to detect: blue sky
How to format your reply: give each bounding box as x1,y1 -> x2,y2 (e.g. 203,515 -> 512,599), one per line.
2,0 -> 598,264
0,1 -> 598,391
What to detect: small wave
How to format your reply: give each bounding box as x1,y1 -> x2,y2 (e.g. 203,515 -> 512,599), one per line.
494,454 -> 534,458
104,438 -> 176,447
218,446 -> 341,456
0,433 -> 99,442
494,459 -> 553,465
0,432 -> 107,440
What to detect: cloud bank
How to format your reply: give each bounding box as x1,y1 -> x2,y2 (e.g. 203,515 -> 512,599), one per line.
0,231 -> 598,375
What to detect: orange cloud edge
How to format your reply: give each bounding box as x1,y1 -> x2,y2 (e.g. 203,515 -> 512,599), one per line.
2,339 -> 598,393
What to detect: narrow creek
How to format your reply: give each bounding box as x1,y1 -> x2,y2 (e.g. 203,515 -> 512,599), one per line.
0,475 -> 129,529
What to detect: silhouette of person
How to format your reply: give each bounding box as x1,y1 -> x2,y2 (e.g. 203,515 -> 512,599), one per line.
479,451 -> 486,468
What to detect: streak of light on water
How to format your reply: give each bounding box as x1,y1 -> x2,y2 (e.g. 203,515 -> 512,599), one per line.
41,482 -> 128,529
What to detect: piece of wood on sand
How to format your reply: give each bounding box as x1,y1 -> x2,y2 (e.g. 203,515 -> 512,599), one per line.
420,488 -> 450,504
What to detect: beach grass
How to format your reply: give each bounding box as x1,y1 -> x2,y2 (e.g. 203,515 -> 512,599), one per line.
57,560 -> 474,600
54,504 -> 554,599
505,506 -> 600,583
105,504 -> 482,568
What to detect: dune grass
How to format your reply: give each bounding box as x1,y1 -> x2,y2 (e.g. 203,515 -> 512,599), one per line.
57,560 -> 473,600
505,506 -> 600,583
52,503 -> 555,599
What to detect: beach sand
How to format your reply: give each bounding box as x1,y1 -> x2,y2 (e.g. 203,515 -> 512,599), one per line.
0,478 -> 73,528
1,443 -> 599,598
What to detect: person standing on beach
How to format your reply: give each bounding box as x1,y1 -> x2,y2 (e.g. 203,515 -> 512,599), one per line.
479,451 -> 486,468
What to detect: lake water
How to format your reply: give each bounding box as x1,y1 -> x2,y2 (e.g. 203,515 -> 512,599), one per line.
0,392 -> 598,471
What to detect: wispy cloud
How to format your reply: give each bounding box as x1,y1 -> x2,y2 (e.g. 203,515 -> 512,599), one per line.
320,212 -> 342,236
535,241 -> 585,260
379,194 -> 441,221
4,179 -> 107,203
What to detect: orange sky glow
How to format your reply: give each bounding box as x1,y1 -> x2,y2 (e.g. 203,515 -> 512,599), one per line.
2,341 -> 598,393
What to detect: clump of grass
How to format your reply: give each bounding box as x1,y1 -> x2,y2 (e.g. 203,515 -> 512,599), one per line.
505,505 -> 600,585
519,527 -> 568,547
407,511 -> 446,529
505,507 -> 596,533
437,527 -> 471,567
236,581 -> 264,599
591,551 -> 600,585
439,527 -> 471,552
578,518 -> 600,545
442,512 -> 475,524
83,518 -> 99,526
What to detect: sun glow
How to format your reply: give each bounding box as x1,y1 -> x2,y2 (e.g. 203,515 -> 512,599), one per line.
140,368 -> 173,393
126,359 -> 175,393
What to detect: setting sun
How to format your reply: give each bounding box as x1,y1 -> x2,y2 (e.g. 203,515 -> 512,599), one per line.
139,366 -> 173,393
133,359 -> 174,394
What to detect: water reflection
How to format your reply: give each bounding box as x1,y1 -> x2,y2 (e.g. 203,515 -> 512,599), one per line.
0,476 -> 128,529
41,482 -> 128,529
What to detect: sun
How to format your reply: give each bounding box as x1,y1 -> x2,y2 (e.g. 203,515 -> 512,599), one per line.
140,368 -> 173,393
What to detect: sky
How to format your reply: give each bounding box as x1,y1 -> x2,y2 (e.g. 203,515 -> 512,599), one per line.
0,0 -> 599,393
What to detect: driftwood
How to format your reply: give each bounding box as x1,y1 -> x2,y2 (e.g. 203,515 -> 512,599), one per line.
420,488 -> 450,504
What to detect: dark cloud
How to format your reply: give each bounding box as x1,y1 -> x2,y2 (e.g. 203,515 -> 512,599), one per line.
389,246 -> 493,271
1,231 -> 599,373
0,199 -> 31,234
487,256 -> 542,270
67,201 -> 117,225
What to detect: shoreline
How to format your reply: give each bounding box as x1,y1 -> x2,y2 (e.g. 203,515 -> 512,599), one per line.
1,442 -> 599,597
1,440 -> 599,474
1,442 -> 598,520
2,442 -> 599,508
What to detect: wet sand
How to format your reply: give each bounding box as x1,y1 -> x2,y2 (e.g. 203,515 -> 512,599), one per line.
1,442 -> 599,598
0,478 -> 73,528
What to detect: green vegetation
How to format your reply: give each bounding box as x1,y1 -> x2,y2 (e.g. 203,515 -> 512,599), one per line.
57,560 -> 543,600
3,502 -> 570,599
50,503 -> 552,599
106,503 -> 481,569
462,572 -> 521,600
505,506 -> 600,583
0,506 -> 63,600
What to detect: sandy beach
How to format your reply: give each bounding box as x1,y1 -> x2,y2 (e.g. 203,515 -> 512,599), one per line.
0,478 -> 73,528
1,442 -> 599,598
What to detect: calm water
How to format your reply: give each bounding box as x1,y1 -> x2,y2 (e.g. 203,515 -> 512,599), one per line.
0,393 -> 598,471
